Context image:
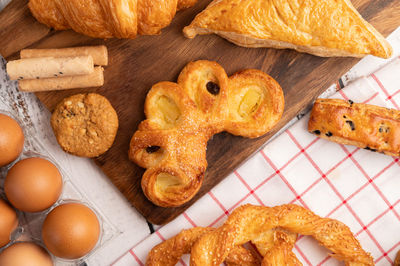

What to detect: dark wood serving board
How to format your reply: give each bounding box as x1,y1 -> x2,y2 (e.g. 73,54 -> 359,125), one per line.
0,0 -> 399,224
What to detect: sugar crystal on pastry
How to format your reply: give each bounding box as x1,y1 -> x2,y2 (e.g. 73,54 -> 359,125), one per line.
129,60 -> 284,207
146,204 -> 373,265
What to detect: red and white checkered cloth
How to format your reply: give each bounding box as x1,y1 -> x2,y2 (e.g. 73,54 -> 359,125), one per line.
114,56 -> 400,266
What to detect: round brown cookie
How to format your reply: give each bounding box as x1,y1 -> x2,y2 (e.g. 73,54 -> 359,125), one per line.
51,93 -> 119,157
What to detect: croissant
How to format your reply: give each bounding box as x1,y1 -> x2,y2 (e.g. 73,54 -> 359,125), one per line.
129,60 -> 284,207
183,0 -> 393,58
28,0 -> 199,39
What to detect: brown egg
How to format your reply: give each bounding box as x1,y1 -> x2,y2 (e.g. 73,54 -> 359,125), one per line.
42,203 -> 100,259
0,114 -> 24,167
0,242 -> 53,266
4,157 -> 63,212
0,199 -> 18,248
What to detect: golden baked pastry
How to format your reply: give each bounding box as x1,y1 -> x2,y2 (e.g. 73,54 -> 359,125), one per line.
395,249 -> 400,266
147,204 -> 373,265
183,0 -> 392,58
309,98 -> 400,156
147,226 -> 298,266
147,227 -> 258,266
28,0 -> 199,39
129,60 -> 284,207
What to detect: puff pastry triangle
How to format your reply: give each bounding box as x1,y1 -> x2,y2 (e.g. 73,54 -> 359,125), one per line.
183,0 -> 392,58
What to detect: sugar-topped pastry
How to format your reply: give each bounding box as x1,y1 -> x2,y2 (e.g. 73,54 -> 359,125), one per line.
129,60 -> 284,207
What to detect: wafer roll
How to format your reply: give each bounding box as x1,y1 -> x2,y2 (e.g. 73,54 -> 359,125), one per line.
7,56 -> 94,80
18,66 -> 104,92
20,45 -> 108,66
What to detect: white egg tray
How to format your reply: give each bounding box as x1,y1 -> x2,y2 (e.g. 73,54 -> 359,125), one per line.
0,109 -> 120,266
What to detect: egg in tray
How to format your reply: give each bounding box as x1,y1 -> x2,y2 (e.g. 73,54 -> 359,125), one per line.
0,111 -> 119,265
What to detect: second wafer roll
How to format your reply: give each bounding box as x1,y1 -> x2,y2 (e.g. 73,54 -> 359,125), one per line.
18,66 -> 104,92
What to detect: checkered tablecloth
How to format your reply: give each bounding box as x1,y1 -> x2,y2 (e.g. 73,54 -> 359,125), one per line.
114,45 -> 400,265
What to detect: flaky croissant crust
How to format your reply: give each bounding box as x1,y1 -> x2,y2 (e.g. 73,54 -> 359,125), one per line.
28,0 -> 199,39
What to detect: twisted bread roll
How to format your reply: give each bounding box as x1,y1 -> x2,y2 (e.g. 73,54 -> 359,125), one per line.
28,0 -> 198,39
146,227 -> 261,266
190,204 -> 374,265
147,226 -> 298,266
129,60 -> 284,207
147,204 -> 371,265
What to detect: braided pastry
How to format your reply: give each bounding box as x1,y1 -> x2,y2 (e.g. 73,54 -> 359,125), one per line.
129,60 -> 284,207
189,204 -> 373,265
28,0 -> 199,39
146,227 -> 259,266
146,226 -> 298,266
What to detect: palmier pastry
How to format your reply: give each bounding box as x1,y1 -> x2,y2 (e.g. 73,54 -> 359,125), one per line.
129,60 -> 284,207
183,0 -> 392,58
309,98 -> 400,156
147,204 -> 373,265
28,0 -> 199,39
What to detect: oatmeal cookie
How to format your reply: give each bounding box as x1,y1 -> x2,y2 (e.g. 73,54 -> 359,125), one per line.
51,93 -> 118,157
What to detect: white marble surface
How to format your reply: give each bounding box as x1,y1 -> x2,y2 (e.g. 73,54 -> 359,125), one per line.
0,1 -> 151,260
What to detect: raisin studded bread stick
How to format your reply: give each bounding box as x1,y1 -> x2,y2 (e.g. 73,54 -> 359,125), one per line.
18,66 -> 104,92
20,45 -> 108,66
7,56 -> 94,80
308,98 -> 400,156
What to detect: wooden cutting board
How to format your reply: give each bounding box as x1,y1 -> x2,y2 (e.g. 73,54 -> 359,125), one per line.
1,0 -> 399,224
